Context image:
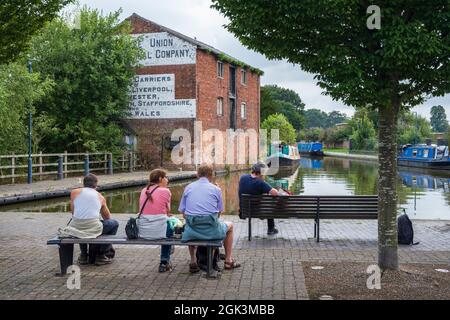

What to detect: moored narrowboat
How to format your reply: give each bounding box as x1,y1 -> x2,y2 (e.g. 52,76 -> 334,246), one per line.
397,144 -> 450,170
266,143 -> 301,168
297,141 -> 324,156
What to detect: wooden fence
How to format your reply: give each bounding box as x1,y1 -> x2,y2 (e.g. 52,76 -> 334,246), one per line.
0,151 -> 140,183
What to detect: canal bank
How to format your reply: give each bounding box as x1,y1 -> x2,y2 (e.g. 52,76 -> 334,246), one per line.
0,168 -> 246,206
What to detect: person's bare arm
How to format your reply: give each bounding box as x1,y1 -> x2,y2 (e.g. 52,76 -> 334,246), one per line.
269,188 -> 279,196
99,194 -> 111,220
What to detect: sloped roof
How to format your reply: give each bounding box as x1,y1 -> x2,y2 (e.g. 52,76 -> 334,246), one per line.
127,13 -> 263,75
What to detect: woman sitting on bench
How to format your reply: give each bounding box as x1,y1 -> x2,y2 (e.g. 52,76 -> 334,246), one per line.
137,168 -> 177,273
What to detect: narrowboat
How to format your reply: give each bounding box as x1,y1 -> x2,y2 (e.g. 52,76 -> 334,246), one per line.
297,141 -> 324,156
266,143 -> 301,168
398,144 -> 450,170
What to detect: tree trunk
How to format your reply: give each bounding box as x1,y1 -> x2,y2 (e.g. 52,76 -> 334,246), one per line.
378,102 -> 400,270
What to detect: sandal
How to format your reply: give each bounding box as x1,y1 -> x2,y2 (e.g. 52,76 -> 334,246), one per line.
189,262 -> 200,273
224,260 -> 241,270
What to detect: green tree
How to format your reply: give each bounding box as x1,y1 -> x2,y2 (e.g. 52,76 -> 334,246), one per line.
349,112 -> 377,151
0,63 -> 53,154
260,85 -> 306,130
298,127 -> 322,142
304,108 -> 329,128
0,0 -> 73,64
327,110 -> 349,127
212,0 -> 450,269
28,7 -> 143,154
430,105 -> 449,132
260,86 -> 279,121
261,113 -> 296,144
398,112 -> 433,145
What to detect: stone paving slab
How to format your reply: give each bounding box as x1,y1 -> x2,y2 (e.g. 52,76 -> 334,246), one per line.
0,212 -> 449,299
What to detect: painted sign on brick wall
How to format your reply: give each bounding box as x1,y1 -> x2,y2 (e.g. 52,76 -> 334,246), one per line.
128,73 -> 196,119
134,32 -> 196,66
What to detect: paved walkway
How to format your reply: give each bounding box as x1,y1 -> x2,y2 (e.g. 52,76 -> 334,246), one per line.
0,212 -> 449,300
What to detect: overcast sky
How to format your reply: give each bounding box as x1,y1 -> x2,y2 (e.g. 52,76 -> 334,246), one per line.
76,0 -> 449,120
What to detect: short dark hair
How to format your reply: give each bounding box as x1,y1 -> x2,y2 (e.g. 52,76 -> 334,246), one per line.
83,174 -> 98,188
197,164 -> 214,178
251,162 -> 267,175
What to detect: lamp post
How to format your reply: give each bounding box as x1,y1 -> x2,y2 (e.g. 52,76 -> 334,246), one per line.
27,60 -> 33,184
413,111 -> 418,145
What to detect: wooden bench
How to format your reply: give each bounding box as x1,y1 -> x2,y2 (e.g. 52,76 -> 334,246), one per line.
240,194 -> 378,242
47,236 -> 223,278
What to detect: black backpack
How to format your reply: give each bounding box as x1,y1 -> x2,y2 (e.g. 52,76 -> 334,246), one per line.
196,246 -> 220,271
397,209 -> 419,245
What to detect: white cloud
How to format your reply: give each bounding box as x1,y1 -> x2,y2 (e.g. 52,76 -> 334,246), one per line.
76,0 -> 450,121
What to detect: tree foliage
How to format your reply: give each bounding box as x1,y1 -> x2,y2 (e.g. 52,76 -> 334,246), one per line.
398,112 -> 432,145
261,113 -> 296,145
304,108 -> 348,128
260,85 -> 306,130
28,7 -> 144,154
0,63 -> 53,154
430,105 -> 449,132
0,0 -> 73,64
349,112 -> 377,151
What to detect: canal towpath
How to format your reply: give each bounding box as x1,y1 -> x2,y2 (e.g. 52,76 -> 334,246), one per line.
0,170 -> 199,205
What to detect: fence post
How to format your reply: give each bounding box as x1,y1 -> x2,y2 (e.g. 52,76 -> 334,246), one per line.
64,151 -> 68,178
58,155 -> 64,180
108,153 -> 113,175
11,153 -> 15,184
84,153 -> 89,176
128,151 -> 133,172
27,154 -> 32,184
39,151 -> 43,180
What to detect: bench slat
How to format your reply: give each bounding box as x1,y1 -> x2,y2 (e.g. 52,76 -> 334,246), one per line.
47,236 -> 222,247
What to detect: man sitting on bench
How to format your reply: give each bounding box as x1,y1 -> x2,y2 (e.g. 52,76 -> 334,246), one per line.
239,162 -> 279,235
58,174 -> 119,266
179,164 -> 240,272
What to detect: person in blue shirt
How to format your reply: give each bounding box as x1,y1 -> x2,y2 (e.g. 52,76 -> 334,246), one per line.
179,164 -> 241,272
238,162 -> 279,234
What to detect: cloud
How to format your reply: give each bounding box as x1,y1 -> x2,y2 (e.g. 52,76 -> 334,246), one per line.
76,0 -> 450,120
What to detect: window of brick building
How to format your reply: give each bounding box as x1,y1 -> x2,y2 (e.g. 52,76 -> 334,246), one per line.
217,97 -> 224,116
241,102 -> 247,120
217,61 -> 224,78
241,69 -> 247,85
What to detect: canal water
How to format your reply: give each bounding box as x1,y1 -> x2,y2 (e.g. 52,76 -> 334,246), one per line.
1,157 -> 449,220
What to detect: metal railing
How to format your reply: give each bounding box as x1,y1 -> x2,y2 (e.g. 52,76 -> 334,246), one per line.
0,151 -> 141,183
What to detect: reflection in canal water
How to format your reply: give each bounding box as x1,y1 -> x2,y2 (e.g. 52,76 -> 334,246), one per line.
1,157 -> 449,220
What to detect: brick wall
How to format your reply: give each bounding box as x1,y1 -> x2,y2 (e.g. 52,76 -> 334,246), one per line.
126,15 -> 197,170
196,50 -> 260,169
126,14 -> 260,170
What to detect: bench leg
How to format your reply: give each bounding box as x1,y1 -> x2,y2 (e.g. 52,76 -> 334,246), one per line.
314,220 -> 317,238
316,219 -> 320,243
206,246 -> 218,279
57,244 -> 74,276
248,218 -> 252,241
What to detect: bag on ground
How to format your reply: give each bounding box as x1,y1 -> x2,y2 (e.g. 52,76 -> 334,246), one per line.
398,209 -> 419,245
196,246 -> 220,271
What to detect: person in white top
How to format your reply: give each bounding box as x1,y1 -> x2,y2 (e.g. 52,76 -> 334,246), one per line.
70,174 -> 119,265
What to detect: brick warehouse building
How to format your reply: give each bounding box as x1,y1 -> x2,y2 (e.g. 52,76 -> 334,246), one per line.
124,13 -> 262,170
